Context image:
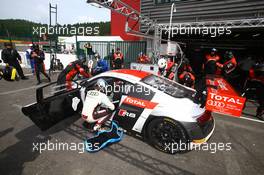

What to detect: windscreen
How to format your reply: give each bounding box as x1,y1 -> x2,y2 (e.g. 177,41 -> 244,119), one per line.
142,75 -> 196,100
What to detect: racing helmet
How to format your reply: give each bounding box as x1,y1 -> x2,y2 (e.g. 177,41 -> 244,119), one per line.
87,59 -> 94,69
94,52 -> 100,58
211,48 -> 217,52
226,51 -> 233,59
95,78 -> 108,93
158,58 -> 167,69
183,74 -> 194,87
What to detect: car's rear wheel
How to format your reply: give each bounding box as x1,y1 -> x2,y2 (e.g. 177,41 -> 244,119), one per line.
146,117 -> 189,154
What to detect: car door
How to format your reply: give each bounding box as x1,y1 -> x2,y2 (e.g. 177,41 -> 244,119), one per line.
22,81 -> 84,131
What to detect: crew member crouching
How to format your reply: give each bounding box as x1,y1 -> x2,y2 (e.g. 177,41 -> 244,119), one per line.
81,79 -> 115,131
178,59 -> 195,88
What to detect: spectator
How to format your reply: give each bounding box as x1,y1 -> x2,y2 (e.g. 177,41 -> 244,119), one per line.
1,42 -> 28,80
84,42 -> 94,61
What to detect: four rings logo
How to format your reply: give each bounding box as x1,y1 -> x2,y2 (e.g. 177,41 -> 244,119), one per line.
207,100 -> 225,108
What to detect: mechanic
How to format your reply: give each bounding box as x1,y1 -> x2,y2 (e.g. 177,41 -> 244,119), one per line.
256,81 -> 264,120
25,44 -> 35,74
0,66 -> 17,81
248,60 -> 264,120
178,58 -> 195,88
1,42 -> 28,80
81,79 -> 115,131
31,45 -> 51,85
220,51 -> 237,76
158,57 -> 175,78
93,53 -> 109,75
204,48 -> 222,75
112,48 -> 124,69
57,59 -> 91,89
137,52 -> 150,64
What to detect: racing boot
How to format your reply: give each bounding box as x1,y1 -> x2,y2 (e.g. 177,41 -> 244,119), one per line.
93,123 -> 102,132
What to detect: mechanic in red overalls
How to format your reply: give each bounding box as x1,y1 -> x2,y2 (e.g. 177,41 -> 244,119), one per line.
247,59 -> 264,120
112,48 -> 124,69
57,59 -> 91,90
178,59 -> 195,88
204,48 -> 222,75
137,52 -> 151,64
220,51 -> 237,76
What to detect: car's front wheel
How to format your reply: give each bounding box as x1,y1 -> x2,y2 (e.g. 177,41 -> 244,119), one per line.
146,117 -> 189,154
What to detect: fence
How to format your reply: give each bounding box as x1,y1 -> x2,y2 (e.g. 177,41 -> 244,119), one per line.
77,41 -> 147,68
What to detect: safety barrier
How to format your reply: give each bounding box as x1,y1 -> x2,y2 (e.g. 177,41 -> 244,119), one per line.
0,49 -> 77,70
77,41 -> 147,68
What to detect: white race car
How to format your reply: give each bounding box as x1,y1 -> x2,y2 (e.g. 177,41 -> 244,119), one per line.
22,69 -> 214,154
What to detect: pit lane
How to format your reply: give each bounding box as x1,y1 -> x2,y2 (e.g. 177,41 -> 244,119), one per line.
0,70 -> 263,175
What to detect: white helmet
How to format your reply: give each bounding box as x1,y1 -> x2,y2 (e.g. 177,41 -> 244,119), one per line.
158,58 -> 167,69
87,60 -> 94,69
95,78 -> 107,92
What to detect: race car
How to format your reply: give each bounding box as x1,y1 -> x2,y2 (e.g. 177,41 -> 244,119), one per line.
22,69 -> 215,154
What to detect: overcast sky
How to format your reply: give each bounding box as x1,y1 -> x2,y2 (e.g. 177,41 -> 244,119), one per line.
0,0 -> 110,24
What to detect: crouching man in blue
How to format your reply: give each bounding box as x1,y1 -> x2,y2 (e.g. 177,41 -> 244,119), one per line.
93,53 -> 109,75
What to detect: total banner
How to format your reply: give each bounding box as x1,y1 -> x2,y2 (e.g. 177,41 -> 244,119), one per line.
205,76 -> 246,117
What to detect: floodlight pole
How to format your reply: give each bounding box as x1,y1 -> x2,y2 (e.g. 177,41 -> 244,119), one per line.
168,3 -> 176,41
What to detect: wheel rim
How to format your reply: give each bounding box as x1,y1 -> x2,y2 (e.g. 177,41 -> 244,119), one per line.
150,120 -> 183,151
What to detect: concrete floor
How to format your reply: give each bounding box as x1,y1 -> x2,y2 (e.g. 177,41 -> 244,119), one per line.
0,70 -> 263,175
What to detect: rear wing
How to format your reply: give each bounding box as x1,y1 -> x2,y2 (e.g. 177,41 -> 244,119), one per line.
205,75 -> 246,117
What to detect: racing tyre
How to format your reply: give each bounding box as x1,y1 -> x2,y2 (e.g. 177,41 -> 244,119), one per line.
147,117 -> 188,154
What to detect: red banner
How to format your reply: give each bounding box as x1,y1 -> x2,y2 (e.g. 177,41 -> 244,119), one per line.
205,76 -> 246,117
